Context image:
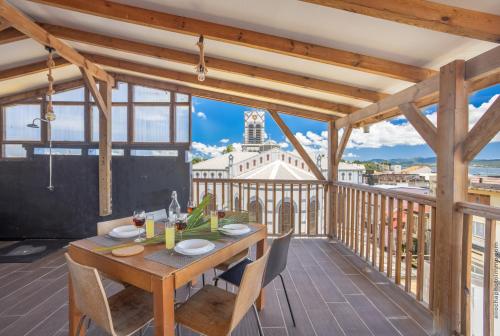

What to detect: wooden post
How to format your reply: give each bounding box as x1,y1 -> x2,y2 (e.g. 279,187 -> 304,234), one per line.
327,121 -> 338,238
98,80 -> 112,216
433,60 -> 468,334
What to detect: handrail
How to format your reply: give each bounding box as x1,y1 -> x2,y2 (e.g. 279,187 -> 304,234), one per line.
333,181 -> 436,206
456,201 -> 500,220
193,178 -> 329,185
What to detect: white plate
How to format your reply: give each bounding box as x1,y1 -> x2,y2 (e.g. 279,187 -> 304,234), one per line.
108,225 -> 144,239
175,239 -> 215,255
220,224 -> 251,236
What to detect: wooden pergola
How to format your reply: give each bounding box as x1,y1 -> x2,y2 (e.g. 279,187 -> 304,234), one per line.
0,1 -> 499,335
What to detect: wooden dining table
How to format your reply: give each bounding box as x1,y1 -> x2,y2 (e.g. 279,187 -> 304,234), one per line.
67,223 -> 267,336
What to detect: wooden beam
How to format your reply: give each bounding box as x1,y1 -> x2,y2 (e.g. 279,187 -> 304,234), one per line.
399,102 -> 437,152
301,0 -> 500,43
80,67 -> 109,119
98,79 -> 112,216
0,57 -> 69,81
335,126 -> 352,164
31,0 -> 436,82
0,0 -> 112,83
0,78 -> 84,105
327,121 -> 338,237
335,46 -> 500,128
0,26 -> 24,45
434,60 -> 468,335
38,23 -> 386,103
268,110 -> 326,180
84,53 -> 354,115
113,73 -> 336,122
0,18 -> 9,31
462,96 -> 500,162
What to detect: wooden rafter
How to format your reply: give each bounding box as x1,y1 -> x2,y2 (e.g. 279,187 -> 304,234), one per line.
80,68 -> 109,119
335,46 -> 500,129
0,57 -> 69,81
35,23 -> 386,103
0,0 -> 112,83
399,102 -> 437,152
462,96 -> 500,162
0,17 -> 9,31
268,110 -> 326,180
301,0 -> 500,43
0,26 -> 24,45
335,126 -> 352,164
0,78 -> 84,105
114,73 -> 336,122
83,53 -> 354,116
31,0 -> 436,82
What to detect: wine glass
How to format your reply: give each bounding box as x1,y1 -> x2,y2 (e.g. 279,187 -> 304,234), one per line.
187,200 -> 195,214
133,210 -> 146,242
176,213 -> 188,241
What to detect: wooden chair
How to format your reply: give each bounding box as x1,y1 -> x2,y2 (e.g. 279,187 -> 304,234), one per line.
65,253 -> 153,336
175,248 -> 270,336
97,216 -> 133,236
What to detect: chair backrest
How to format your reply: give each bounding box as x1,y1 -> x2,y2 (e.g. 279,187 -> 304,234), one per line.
147,209 -> 167,221
65,253 -> 115,335
262,229 -> 293,287
97,216 -> 133,235
229,248 -> 270,333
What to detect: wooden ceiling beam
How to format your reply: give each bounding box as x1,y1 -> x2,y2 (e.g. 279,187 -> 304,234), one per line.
0,17 -> 10,31
0,0 -> 112,84
0,57 -> 69,81
113,73 -> 336,122
268,109 -> 326,180
399,102 -> 437,152
335,125 -> 352,164
0,27 -> 24,44
301,0 -> 500,43
83,53 -> 355,116
335,46 -> 500,128
30,0 -> 436,82
39,23 -> 386,103
0,78 -> 84,105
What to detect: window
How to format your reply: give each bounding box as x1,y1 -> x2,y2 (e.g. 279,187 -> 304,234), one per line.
176,93 -> 189,102
112,82 -> 128,102
51,105 -> 85,141
260,157 -> 263,164
92,106 -> 128,142
472,221 -> 485,238
134,106 -> 170,142
266,154 -> 269,161
341,172 -> 345,180
52,87 -> 84,102
348,172 -> 352,181
246,162 -> 249,169
134,86 -> 170,102
175,106 -> 189,142
4,104 -> 40,141
3,144 -> 26,158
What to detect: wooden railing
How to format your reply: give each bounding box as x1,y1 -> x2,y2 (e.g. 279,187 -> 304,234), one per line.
457,201 -> 500,336
333,182 -> 437,308
192,178 -> 329,236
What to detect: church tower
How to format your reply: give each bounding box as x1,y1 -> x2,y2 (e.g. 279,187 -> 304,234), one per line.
242,110 -> 265,152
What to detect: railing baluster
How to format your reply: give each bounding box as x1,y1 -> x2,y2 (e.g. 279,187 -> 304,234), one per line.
238,183 -> 242,211
221,181 -> 225,210
247,182 -> 251,212
196,181 -> 200,205
281,183 -> 285,234
405,201 -> 414,293
307,184 -> 311,236
349,187 -> 354,249
315,184 -> 319,236
379,195 -> 386,272
429,205 -> 436,310
416,204 -> 425,302
395,199 -> 403,285
290,183 -> 294,233
322,184 -> 327,236
213,181 -> 217,208
360,191 -> 366,258
484,218 -> 495,336
355,189 -> 360,254
272,183 -> 276,235
255,182 -> 260,223
229,182 -> 233,211
346,187 -> 351,246
372,193 -> 379,267
460,213 -> 472,336
366,192 -> 372,261
264,183 -> 268,231
387,197 -> 395,279
298,184 -> 302,235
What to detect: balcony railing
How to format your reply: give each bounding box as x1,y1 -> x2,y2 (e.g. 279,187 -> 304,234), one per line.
333,181 -> 437,309
192,178 -> 329,236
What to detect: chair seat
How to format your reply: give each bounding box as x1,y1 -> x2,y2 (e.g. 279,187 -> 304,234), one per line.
215,248 -> 249,271
175,285 -> 236,336
218,258 -> 253,287
108,285 -> 154,336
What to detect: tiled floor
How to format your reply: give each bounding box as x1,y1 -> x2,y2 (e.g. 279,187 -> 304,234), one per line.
0,238 -> 432,335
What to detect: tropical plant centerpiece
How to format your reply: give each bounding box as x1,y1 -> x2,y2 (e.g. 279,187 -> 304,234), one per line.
94,195 -> 250,252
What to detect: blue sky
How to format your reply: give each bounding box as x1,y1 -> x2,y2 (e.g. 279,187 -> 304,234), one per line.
192,84 -> 500,161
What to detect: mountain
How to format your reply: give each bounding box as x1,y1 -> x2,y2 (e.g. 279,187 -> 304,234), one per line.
355,157 -> 500,168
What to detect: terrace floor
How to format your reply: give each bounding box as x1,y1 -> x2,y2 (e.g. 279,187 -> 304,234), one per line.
0,239 -> 432,336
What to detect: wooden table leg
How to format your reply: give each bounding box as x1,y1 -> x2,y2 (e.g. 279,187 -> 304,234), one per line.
68,274 -> 85,336
153,275 -> 175,336
256,237 -> 267,311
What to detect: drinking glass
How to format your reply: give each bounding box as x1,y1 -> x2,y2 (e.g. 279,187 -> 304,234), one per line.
164,219 -> 175,253
187,200 -> 195,214
176,213 -> 188,241
133,210 -> 146,242
145,214 -> 155,239
210,210 -> 218,232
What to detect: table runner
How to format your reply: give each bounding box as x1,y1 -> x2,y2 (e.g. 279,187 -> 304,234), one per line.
144,226 -> 259,269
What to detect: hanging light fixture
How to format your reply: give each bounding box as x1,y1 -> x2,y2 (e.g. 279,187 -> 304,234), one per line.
195,35 -> 208,81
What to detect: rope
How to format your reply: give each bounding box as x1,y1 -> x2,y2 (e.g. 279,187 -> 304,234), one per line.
195,35 -> 208,81
45,49 -> 56,121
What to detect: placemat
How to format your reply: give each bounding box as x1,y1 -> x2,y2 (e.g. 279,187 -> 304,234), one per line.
86,235 -> 134,247
145,226 -> 259,269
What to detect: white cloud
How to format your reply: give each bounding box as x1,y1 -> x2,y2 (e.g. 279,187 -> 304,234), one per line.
220,138 -> 229,144
279,142 -> 289,149
295,132 -> 312,146
192,141 -> 243,158
343,152 -> 358,159
196,111 -> 207,120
